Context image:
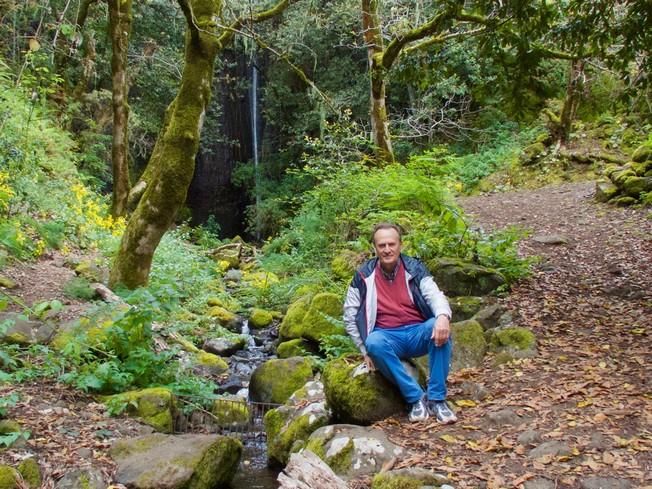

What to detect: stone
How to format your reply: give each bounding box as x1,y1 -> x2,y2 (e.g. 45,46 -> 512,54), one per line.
277,450 -> 347,489
75,260 -> 106,283
450,320 -> 487,371
487,408 -> 521,427
277,339 -> 316,358
249,357 -> 314,404
17,459 -> 41,489
489,326 -> 537,359
595,180 -> 620,203
580,477 -> 632,489
427,258 -> 506,297
517,430 -> 542,446
0,275 -> 16,289
632,142 -> 652,162
211,243 -> 241,269
524,477 -> 556,489
0,466 -> 19,489
609,195 -> 637,206
528,441 -> 571,459
459,381 -> 489,401
331,250 -> 364,281
191,351 -> 229,375
622,176 -> 652,197
110,433 -> 242,489
449,296 -> 484,321
372,468 -> 449,489
223,269 -> 243,282
210,396 -> 249,429
532,234 -> 569,245
206,305 -> 239,329
104,387 -> 177,433
472,303 -> 504,330
610,167 -> 636,186
249,308 -> 273,328
520,142 -> 546,165
279,295 -> 313,340
265,380 -> 332,465
322,357 -> 405,425
279,293 -> 344,342
202,337 -> 245,357
306,424 -> 404,479
54,468 -> 108,489
0,313 -> 55,346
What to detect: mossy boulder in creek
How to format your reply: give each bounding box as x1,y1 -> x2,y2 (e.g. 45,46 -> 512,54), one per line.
277,338 -> 316,358
211,396 -> 249,430
0,466 -> 19,489
322,357 -> 406,425
279,293 -> 344,342
427,258 -> 506,297
488,326 -> 537,359
17,459 -> 41,489
110,433 -> 242,489
451,320 -> 487,371
249,308 -> 273,328
264,380 -> 332,466
372,468 -> 449,489
249,357 -> 314,404
104,387 -> 176,433
305,424 -> 404,479
206,305 -> 238,329
191,351 -> 229,376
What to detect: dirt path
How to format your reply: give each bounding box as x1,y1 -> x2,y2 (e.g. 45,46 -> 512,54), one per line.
379,182 -> 652,489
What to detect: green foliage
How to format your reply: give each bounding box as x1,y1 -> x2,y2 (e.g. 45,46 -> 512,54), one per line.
0,430 -> 30,448
63,277 -> 98,301
0,392 -> 19,418
319,334 -> 357,361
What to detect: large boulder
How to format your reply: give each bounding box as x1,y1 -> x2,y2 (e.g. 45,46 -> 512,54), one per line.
322,357 -> 405,425
427,258 -> 506,296
305,424 -> 404,479
205,306 -> 239,330
0,313 -> 55,346
451,320 -> 487,371
210,396 -> 250,430
0,465 -> 19,489
16,459 -> 41,489
277,339 -> 316,358
249,357 -> 314,404
104,387 -> 177,433
449,296 -> 485,321
265,380 -> 332,466
202,336 -> 246,357
279,293 -> 344,342
249,308 -> 274,328
110,433 -> 242,489
595,180 -> 620,203
190,351 -> 229,376
210,243 -> 242,269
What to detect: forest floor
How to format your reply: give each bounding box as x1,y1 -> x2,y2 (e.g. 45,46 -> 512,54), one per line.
1,181 -> 651,488
375,181 -> 652,489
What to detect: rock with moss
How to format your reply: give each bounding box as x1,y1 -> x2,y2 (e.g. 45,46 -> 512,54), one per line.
331,250 -> 364,281
609,195 -> 638,206
242,270 -> 279,290
110,433 -> 242,489
306,424 -> 404,479
520,142 -> 546,165
75,260 -> 107,283
211,396 -> 249,430
0,313 -> 55,346
595,180 -> 620,203
50,305 -> 130,351
451,320 -> 487,371
372,468 -> 449,489
0,420 -> 21,434
54,468 -> 108,489
279,293 -> 344,342
449,296 -> 485,321
265,380 -> 332,466
472,303 -> 505,330
0,466 -> 19,489
249,357 -> 314,404
277,339 -> 316,358
488,326 -> 537,359
170,334 -> 200,353
202,336 -> 246,357
17,459 -> 41,489
427,258 -> 506,297
322,357 -> 406,425
279,295 -> 313,340
104,387 -> 176,433
622,176 -> 652,197
632,142 -> 652,163
611,166 -> 636,186
0,276 -> 16,289
210,243 -> 241,269
249,308 -> 273,328
191,351 -> 229,376
206,305 -> 239,330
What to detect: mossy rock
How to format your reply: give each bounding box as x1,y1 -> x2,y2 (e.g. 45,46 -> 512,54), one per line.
331,250 -> 364,281
301,293 -> 345,342
193,351 -> 229,375
211,244 -> 241,269
0,313 -> 55,346
242,270 -> 279,290
427,257 -> 506,297
322,357 -> 404,425
610,195 -> 638,206
277,339 -> 316,358
595,180 -> 620,203
249,308 -> 273,328
206,305 -> 238,329
105,387 -> 176,433
611,167 -> 636,186
449,296 -> 484,321
211,397 -> 249,429
372,468 -> 449,489
50,305 -> 130,351
489,326 -> 537,359
17,459 -> 41,489
632,142 -> 652,162
0,275 -> 16,289
520,142 -> 546,165
0,420 -> 21,434
622,176 -> 652,198
279,295 -> 313,340
75,260 -> 106,283
206,296 -> 227,308
0,466 -> 19,489
171,334 -> 200,353
451,320 -> 487,371
249,357 -> 315,404
631,160 -> 652,176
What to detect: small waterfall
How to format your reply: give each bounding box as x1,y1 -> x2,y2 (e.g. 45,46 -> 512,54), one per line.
241,320 -> 257,349
249,53 -> 261,240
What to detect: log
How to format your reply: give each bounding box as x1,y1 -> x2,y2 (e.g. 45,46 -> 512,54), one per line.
91,283 -> 122,303
277,450 -> 347,489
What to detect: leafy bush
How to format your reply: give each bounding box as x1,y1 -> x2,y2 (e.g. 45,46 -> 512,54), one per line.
63,277 -> 98,301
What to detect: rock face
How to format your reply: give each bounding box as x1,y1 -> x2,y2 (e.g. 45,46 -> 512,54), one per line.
0,313 -> 55,346
322,357 -> 405,425
265,380 -> 332,465
249,357 -> 314,404
279,293 -> 344,342
597,142 -> 652,205
110,433 -> 242,489
427,258 -> 506,297
451,320 -> 487,371
306,424 -> 404,479
104,387 -> 177,433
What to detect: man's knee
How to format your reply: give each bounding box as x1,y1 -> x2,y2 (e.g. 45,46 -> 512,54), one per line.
365,332 -> 390,356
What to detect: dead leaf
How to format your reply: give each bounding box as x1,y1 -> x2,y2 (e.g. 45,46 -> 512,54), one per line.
455,399 -> 477,408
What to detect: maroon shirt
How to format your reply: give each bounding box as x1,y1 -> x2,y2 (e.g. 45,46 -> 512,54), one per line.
374,260 -> 426,328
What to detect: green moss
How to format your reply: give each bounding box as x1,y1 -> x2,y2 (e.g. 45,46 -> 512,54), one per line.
331,250 -> 361,281
520,142 -> 546,164
372,474 -> 422,489
17,459 -> 41,489
186,437 -> 243,489
207,296 -> 226,307
265,407 -> 329,465
0,420 -> 21,434
3,332 -> 29,346
0,276 -> 16,289
243,270 -> 279,290
211,398 -> 249,428
63,277 -> 98,301
195,351 -> 228,373
320,437 -> 354,474
622,176 -> 652,197
249,357 -> 314,404
106,387 -> 176,433
109,433 -> 166,459
450,320 -> 487,370
491,327 -> 536,351
632,143 -> 652,162
279,295 -> 312,340
206,306 -> 237,326
0,466 -> 18,489
277,339 -> 313,358
249,308 -> 273,328
301,293 -> 344,342
610,195 -> 637,206
171,334 -> 200,353
449,296 -> 484,321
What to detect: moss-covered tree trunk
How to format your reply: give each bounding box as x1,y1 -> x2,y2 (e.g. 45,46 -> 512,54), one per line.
109,0 -> 222,288
557,59 -> 585,145
108,0 -> 133,217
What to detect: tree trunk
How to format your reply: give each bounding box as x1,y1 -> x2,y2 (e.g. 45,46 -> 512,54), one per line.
557,59 -> 585,145
109,0 -> 222,289
362,0 -> 394,163
108,0 -> 133,217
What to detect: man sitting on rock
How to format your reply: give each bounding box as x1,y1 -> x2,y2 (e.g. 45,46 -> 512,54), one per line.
343,222 -> 457,423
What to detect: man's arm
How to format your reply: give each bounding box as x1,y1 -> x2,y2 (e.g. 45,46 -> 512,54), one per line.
343,284 -> 367,356
420,275 -> 452,346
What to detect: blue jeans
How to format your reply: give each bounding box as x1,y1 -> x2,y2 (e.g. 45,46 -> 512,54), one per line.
364,317 -> 451,404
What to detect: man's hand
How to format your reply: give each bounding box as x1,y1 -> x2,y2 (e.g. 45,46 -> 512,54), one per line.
431,315 -> 451,347
364,355 -> 376,371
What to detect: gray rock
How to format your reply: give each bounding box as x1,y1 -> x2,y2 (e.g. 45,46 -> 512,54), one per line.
580,477 -> 632,489
0,313 -> 56,345
55,468 -> 108,489
427,257 -> 506,296
459,381 -> 489,401
110,433 -> 242,489
487,408 -> 521,427
524,477 -> 555,489
588,432 -> 610,451
451,320 -> 487,371
528,440 -> 571,459
517,430 -> 542,446
532,234 -> 569,245
374,468 -> 449,487
306,424 -> 403,479
249,357 -> 314,404
202,337 -> 246,357
472,304 -> 504,330
224,269 -> 243,283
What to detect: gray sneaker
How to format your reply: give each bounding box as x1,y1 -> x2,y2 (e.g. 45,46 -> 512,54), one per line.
427,400 -> 457,424
408,396 -> 429,422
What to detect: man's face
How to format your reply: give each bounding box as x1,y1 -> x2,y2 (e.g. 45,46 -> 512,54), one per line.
373,228 -> 402,271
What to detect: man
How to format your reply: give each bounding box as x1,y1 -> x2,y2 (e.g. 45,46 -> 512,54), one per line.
343,223 -> 457,423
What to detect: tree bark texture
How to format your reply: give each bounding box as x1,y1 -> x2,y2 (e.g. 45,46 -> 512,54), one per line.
109,0 -> 222,288
108,0 -> 133,217
557,59 -> 585,145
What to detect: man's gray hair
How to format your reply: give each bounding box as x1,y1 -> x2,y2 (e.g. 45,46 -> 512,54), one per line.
371,222 -> 403,244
